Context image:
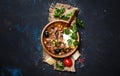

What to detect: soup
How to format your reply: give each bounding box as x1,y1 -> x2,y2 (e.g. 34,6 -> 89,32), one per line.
43,21 -> 79,56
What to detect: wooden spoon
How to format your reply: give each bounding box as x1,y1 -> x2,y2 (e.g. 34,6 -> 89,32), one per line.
66,9 -> 79,27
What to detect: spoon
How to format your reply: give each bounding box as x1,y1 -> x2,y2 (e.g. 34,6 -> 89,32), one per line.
66,9 -> 79,27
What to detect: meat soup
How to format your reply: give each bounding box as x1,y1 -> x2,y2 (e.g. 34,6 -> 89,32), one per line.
42,21 -> 79,56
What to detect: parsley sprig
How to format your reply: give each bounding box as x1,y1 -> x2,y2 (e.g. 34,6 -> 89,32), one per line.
76,17 -> 85,28
56,60 -> 64,70
54,7 -> 73,20
64,25 -> 79,47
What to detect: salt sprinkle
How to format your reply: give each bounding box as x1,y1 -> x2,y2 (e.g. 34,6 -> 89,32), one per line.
59,72 -> 62,76
81,32 -> 83,34
104,9 -> 107,13
80,63 -> 85,68
42,68 -> 45,70
9,27 -> 12,31
82,48 -> 84,51
78,58 -> 85,64
81,38 -> 83,41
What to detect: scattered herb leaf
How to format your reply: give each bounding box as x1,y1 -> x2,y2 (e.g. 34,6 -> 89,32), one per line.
76,17 -> 85,28
56,60 -> 64,70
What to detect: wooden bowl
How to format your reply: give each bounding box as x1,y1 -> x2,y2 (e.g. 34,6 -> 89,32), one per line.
41,20 -> 80,58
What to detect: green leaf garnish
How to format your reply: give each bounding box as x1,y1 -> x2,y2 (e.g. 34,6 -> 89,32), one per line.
71,33 -> 77,39
54,7 -> 65,18
60,7 -> 65,13
59,15 -> 70,20
60,12 -> 73,20
64,29 -> 71,35
56,60 -> 64,70
54,7 -> 74,20
67,39 -> 73,46
73,41 -> 79,46
66,12 -> 73,18
71,25 -> 77,33
76,17 -> 85,28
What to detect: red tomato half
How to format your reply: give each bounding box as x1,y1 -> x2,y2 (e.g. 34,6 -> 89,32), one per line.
63,57 -> 72,67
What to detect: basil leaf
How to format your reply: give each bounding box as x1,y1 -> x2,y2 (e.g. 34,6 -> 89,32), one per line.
73,41 -> 79,46
76,17 -> 85,28
64,29 -> 71,35
71,33 -> 77,39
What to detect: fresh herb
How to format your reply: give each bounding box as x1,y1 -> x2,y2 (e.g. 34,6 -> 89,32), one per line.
71,33 -> 77,39
54,7 -> 73,20
71,25 -> 77,33
66,12 -> 73,18
67,39 -> 73,46
73,41 -> 79,46
60,12 -> 73,20
56,60 -> 64,70
64,29 -> 71,35
76,17 -> 85,28
54,7 -> 65,18
59,15 -> 70,20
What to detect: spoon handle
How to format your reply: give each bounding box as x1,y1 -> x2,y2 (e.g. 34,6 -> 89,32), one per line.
67,9 -> 79,27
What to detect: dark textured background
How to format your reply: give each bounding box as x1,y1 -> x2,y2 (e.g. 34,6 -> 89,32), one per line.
0,0 -> 120,76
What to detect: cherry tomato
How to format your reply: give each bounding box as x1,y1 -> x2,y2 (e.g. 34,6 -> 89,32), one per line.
63,57 -> 72,67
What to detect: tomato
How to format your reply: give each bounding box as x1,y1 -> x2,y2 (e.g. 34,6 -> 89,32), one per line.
63,57 -> 72,67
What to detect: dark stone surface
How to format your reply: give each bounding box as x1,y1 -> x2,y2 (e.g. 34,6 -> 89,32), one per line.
0,0 -> 119,76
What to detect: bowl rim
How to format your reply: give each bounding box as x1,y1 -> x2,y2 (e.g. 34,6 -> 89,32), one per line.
41,20 -> 80,58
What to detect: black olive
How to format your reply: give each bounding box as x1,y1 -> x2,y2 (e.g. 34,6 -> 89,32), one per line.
44,31 -> 49,37
55,48 -> 61,54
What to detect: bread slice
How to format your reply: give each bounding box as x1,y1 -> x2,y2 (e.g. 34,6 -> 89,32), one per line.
43,51 -> 56,65
49,3 -> 79,25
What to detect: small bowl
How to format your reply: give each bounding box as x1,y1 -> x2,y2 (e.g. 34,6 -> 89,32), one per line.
41,20 -> 80,58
